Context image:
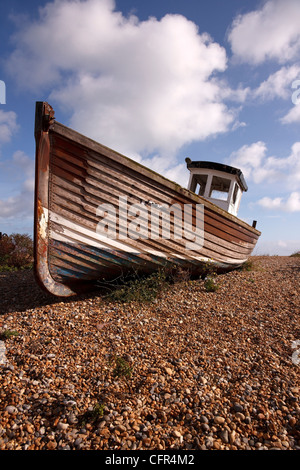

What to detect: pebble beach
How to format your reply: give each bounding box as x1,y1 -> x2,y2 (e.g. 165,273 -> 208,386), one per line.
0,255 -> 299,451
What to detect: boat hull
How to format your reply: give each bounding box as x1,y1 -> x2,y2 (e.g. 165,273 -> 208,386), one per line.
34,102 -> 260,297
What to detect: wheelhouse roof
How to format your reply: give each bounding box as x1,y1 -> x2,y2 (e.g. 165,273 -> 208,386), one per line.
185,159 -> 248,192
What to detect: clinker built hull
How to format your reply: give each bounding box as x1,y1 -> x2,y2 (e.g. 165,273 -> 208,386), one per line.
34,102 -> 260,297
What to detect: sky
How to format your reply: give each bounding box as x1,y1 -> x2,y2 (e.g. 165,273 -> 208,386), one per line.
0,0 -> 299,255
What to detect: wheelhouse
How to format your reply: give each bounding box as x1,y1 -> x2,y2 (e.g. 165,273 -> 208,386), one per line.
185,159 -> 248,217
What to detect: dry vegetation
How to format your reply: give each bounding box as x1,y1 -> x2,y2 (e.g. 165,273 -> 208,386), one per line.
0,233 -> 33,272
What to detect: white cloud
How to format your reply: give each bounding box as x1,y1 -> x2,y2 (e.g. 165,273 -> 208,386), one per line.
140,156 -> 189,188
0,189 -> 34,219
250,66 -> 300,124
12,150 -> 35,192
0,110 -> 18,144
228,141 -> 300,189
266,142 -> 300,189
223,85 -> 251,104
0,151 -> 35,219
253,65 -> 300,101
228,141 -> 269,183
258,192 -> 300,212
281,103 -> 300,124
228,64 -> 300,127
228,141 -> 300,213
228,0 -> 300,64
6,0 -> 236,165
164,163 -> 189,187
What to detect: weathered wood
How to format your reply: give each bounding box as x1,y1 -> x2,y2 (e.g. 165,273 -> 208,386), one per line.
34,101 -> 261,297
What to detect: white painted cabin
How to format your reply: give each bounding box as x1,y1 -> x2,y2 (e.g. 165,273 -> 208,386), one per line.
185,159 -> 248,217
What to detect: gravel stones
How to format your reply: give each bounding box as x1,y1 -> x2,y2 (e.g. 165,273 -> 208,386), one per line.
214,416 -> 225,425
0,256 -> 299,450
233,403 -> 244,413
4,406 -> 17,415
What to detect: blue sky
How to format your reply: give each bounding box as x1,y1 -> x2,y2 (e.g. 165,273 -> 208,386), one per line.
0,0 -> 299,255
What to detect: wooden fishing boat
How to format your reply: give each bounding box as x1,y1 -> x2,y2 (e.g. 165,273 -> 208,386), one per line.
34,101 -> 260,297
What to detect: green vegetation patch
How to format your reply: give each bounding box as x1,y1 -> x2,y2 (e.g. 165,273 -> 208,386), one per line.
0,329 -> 19,340
204,275 -> 219,292
111,355 -> 133,379
106,269 -> 168,303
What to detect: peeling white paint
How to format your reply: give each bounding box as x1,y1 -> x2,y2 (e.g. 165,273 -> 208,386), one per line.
39,206 -> 48,240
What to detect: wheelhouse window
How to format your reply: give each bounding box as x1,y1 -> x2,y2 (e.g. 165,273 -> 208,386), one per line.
232,183 -> 239,204
209,176 -> 231,201
191,174 -> 208,196
195,174 -> 208,196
